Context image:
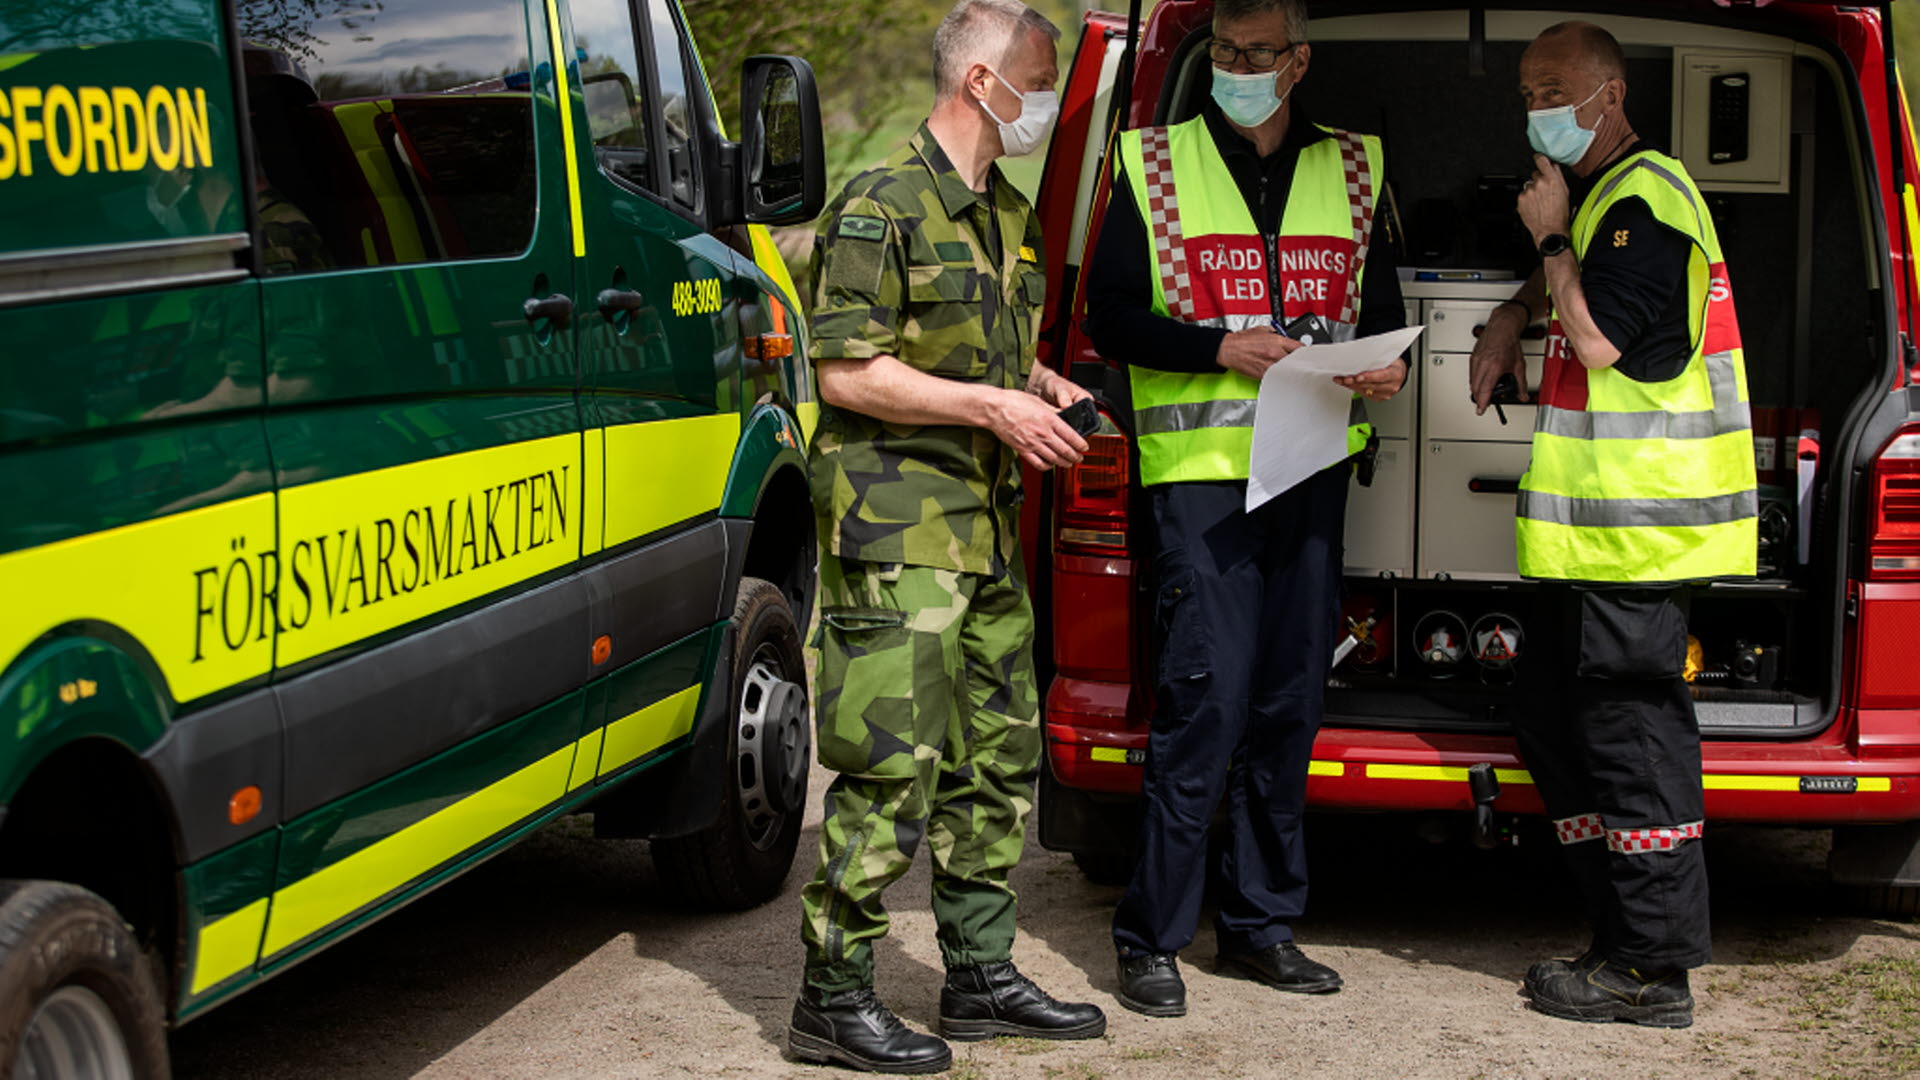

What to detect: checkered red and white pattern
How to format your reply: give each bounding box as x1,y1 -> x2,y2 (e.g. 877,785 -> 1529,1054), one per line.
1334,132 -> 1374,327
1138,127 -> 1195,321
1607,821 -> 1705,855
1554,813 -> 1606,845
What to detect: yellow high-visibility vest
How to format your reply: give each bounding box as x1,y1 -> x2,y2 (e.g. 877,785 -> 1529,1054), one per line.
1117,116 -> 1381,486
1519,149 -> 1757,583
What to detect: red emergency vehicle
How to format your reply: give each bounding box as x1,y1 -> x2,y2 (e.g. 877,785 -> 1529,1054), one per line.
1027,0 -> 1920,914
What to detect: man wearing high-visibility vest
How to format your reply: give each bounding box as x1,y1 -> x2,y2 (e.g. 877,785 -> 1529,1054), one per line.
1083,0 -> 1408,1019
1469,21 -> 1757,1030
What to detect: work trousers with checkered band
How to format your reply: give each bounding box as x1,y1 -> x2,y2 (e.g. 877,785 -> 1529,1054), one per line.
1514,585 -> 1712,971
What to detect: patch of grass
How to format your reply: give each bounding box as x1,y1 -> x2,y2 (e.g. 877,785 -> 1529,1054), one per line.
949,1056 -> 987,1080
1120,1046 -> 1176,1061
996,1037 -> 1056,1056
1040,1065 -> 1105,1080
1779,954 -> 1920,1077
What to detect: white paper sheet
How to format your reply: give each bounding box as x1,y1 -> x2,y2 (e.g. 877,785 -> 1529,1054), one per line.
1245,325 -> 1426,513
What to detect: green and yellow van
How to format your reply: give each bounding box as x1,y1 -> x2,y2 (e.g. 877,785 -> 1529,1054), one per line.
0,0 -> 825,1073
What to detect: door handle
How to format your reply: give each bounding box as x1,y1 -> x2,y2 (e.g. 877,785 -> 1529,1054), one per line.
524,292 -> 574,327
596,288 -> 645,319
1468,477 -> 1521,495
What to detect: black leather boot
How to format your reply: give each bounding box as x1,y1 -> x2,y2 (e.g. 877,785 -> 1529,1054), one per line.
939,961 -> 1107,1041
1116,953 -> 1187,1017
1216,942 -> 1343,993
1527,960 -> 1694,1028
1524,946 -> 1604,997
788,986 -> 952,1074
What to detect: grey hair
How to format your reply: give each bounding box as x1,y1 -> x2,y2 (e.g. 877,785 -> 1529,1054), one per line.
1213,0 -> 1308,45
932,0 -> 1062,99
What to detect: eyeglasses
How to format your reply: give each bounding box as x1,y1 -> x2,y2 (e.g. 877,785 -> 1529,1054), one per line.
1206,39 -> 1298,70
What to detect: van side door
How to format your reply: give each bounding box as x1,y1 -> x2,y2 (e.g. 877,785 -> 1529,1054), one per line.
561,0 -> 739,783
243,0 -> 588,970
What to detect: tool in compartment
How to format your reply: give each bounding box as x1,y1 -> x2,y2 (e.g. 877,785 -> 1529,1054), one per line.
1468,612 -> 1524,680
1485,372 -> 1522,425
1412,610 -> 1469,676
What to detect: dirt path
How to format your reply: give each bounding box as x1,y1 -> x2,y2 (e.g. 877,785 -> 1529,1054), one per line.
172,758 -> 1920,1079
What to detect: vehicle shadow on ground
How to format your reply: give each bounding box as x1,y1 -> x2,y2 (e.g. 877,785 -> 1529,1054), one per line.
169,815 -> 940,1079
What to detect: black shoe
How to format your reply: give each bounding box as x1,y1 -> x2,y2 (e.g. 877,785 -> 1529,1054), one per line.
1217,942 -> 1343,994
939,961 -> 1107,1041
1116,952 -> 1187,1017
1527,960 -> 1694,1029
1524,946 -> 1604,997
788,986 -> 953,1074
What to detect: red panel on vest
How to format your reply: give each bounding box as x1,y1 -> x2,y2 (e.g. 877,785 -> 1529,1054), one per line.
1177,232 -> 1355,323
1540,322 -> 1589,411
1703,262 -> 1741,354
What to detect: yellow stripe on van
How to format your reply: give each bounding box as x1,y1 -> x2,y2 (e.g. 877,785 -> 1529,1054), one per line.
1308,760 -> 1344,777
543,0 -> 587,257
598,685 -> 701,777
275,434 -> 583,666
1702,774 -> 1893,793
1364,763 -> 1535,785
602,414 -> 740,548
261,741 -> 577,956
794,401 -> 820,443
190,898 -> 269,994
567,725 -> 604,792
0,494 -> 274,704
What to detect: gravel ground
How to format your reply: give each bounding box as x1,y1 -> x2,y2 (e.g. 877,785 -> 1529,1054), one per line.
172,757 -> 1920,1080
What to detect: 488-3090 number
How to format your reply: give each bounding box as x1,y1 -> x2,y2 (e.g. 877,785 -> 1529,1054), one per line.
670,278 -> 723,317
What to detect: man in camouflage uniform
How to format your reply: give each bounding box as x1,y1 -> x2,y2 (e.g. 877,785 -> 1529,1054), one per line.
787,0 -> 1107,1073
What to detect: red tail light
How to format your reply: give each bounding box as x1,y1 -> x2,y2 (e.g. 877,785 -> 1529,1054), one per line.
1056,426 -> 1130,553
1869,429 -> 1920,579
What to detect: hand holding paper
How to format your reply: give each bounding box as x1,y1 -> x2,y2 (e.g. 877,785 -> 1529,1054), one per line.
1245,325 -> 1425,513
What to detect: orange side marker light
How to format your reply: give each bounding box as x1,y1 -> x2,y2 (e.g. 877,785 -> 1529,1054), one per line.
592,635 -> 613,665
229,786 -> 262,826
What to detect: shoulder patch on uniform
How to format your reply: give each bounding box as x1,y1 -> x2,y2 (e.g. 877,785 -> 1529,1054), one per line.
838,215 -> 887,241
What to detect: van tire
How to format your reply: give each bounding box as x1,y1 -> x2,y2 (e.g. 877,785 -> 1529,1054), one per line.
1859,886 -> 1920,919
652,577 -> 809,910
0,880 -> 169,1080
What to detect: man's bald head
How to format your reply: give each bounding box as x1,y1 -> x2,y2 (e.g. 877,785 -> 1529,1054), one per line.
1527,21 -> 1626,85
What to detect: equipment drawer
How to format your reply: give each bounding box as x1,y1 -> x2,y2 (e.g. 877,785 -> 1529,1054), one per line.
1422,351 -> 1542,443
1344,436 -> 1413,578
1423,300 -> 1550,356
1416,440 -> 1533,581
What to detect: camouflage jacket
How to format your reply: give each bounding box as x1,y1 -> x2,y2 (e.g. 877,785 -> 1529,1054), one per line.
807,122 -> 1046,575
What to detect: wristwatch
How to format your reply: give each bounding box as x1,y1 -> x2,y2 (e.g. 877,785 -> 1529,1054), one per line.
1538,233 -> 1571,258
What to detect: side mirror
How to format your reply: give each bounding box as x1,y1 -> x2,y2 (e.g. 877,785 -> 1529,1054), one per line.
737,55 -> 825,225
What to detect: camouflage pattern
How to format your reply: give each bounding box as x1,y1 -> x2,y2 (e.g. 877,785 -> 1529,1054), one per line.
258,187 -> 333,276
800,553 -> 1041,992
806,121 -> 1047,576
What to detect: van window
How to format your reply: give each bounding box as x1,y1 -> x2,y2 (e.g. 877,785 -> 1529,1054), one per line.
236,0 -> 538,273
643,0 -> 702,212
574,0 -> 659,192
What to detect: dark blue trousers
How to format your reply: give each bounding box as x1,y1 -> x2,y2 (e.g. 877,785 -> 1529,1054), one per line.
1112,467 -> 1348,957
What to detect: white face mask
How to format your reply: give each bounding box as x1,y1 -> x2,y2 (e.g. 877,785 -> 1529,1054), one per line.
978,66 -> 1060,158
1211,56 -> 1296,128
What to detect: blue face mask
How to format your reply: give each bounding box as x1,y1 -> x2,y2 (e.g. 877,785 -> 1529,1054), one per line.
1211,57 -> 1296,128
1526,80 -> 1607,165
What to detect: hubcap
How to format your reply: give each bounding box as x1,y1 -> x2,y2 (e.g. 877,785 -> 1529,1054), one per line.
15,985 -> 133,1080
735,643 -> 809,851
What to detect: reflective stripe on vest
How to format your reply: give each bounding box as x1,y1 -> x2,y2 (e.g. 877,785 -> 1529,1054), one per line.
1518,150 -> 1758,583
1120,117 -> 1381,486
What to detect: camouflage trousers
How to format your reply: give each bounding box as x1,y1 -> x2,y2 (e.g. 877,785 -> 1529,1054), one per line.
800,554 -> 1041,992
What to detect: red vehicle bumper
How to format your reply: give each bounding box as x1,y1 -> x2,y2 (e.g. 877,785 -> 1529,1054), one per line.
1046,675 -> 1920,825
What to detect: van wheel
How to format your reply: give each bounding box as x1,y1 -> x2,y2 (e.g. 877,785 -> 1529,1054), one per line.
0,881 -> 169,1080
652,577 -> 809,910
1858,886 -> 1920,919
